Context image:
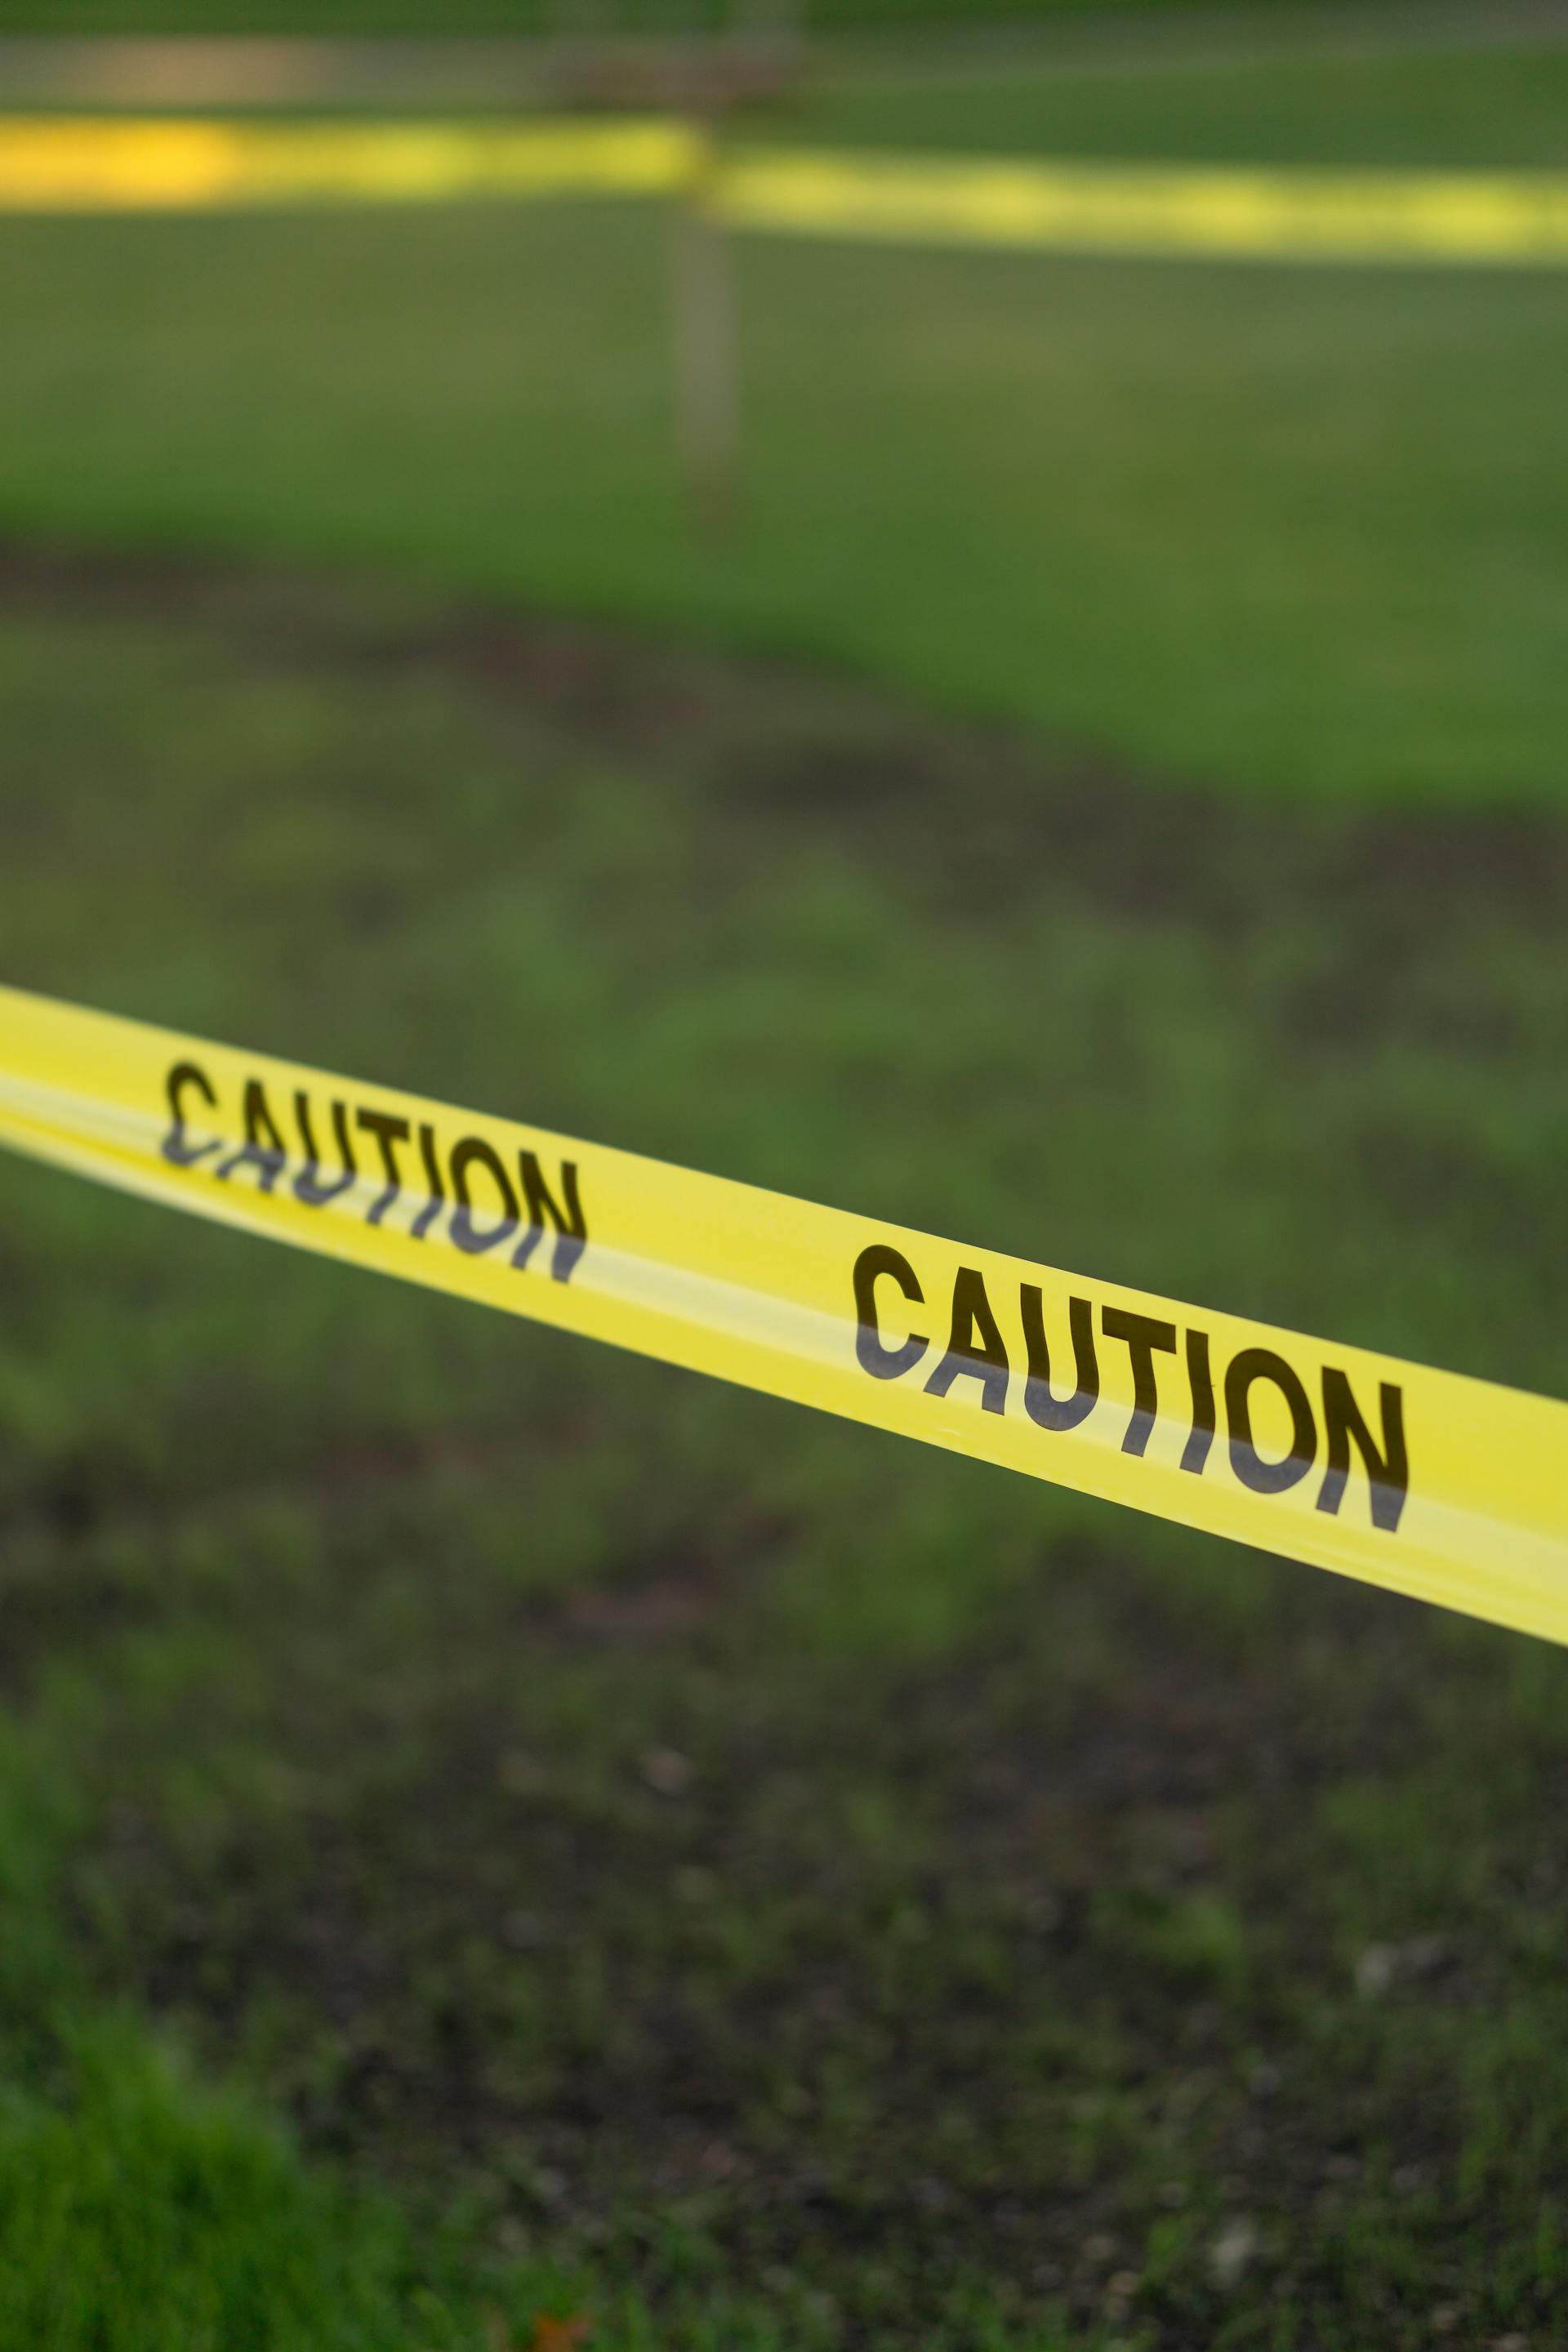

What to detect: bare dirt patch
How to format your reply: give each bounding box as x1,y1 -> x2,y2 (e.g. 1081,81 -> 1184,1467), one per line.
2,537 -> 1562,941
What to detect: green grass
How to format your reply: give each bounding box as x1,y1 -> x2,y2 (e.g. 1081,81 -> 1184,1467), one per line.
2,23 -> 1567,2348
1,206 -> 1564,809
791,40 -> 1568,167
0,2023 -> 431,2352
0,33 -> 1566,807
0,0 -> 1383,37
1,559 -> 1566,2346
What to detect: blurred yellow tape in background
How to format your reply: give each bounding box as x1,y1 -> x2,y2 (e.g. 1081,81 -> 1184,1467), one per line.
720,148 -> 1568,266
2,114 -> 1568,265
0,115 -> 697,211
2,984 -> 1566,1646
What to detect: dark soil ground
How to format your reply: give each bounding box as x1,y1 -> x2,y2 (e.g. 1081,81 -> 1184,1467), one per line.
3,547 -> 1567,2350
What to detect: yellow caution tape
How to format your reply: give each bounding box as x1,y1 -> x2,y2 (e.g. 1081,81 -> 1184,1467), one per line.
0,116 -> 697,212
2,982 -> 1565,1645
719,148 -> 1568,267
1,115 -> 1567,267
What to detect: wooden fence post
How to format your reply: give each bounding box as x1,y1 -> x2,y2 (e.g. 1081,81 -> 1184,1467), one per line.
669,118 -> 742,541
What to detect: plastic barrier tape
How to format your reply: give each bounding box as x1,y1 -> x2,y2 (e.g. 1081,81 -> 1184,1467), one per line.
0,116 -> 697,211
718,149 -> 1568,268
2,984 -> 1566,1644
2,115 -> 1568,267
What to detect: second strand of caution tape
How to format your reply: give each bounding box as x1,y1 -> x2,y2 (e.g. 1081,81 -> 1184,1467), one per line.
2,115 -> 1567,265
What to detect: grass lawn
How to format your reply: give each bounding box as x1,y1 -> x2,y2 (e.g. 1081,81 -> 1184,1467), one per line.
2,15 -> 1566,2349
0,1 -> 1404,37
0,36 -> 1566,805
2,550 -> 1566,2350
791,36 -> 1568,168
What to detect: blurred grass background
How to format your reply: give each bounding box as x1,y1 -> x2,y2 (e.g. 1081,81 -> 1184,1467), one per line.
2,40 -> 1566,801
0,1 -> 1396,32
2,6 -> 1567,2348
